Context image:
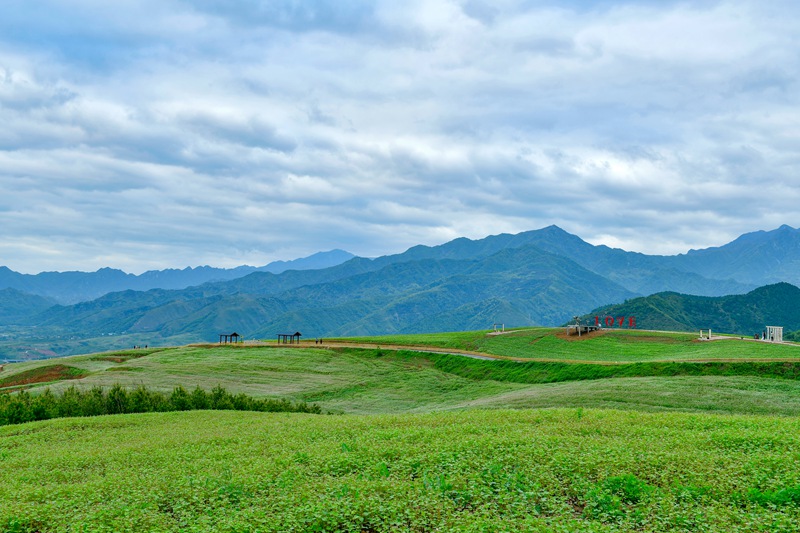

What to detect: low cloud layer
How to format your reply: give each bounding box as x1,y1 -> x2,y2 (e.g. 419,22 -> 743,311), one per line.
1,0 -> 798,273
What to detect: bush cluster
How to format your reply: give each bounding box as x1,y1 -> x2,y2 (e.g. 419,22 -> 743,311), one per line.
423,351 -> 800,384
0,384 -> 322,426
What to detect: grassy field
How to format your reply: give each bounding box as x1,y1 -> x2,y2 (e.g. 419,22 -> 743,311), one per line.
338,328 -> 800,362
1,329 -> 800,415
3,409 -> 800,532
4,328 -> 800,531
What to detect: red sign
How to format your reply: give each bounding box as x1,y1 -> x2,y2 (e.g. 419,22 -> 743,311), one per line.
595,316 -> 636,328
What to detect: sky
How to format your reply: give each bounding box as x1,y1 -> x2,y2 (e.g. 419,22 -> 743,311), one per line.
1,0 -> 799,274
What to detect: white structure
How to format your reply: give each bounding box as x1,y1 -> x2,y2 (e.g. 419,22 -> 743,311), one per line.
699,329 -> 711,340
493,323 -> 505,333
764,326 -> 783,343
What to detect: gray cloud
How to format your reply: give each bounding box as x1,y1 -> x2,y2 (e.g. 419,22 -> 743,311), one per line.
1,0 -> 799,273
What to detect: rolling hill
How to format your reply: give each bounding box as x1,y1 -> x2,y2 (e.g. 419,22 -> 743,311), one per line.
585,282 -> 800,335
5,328 -> 800,531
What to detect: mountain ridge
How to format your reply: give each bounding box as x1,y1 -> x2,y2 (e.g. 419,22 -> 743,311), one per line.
0,249 -> 356,304
4,224 -> 800,359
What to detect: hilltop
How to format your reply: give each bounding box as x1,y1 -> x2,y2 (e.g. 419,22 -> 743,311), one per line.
586,282 -> 800,335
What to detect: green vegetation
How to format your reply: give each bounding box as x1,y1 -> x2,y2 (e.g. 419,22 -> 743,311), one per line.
3,329 -> 800,416
4,328 -> 800,531
336,328 -> 800,363
331,329 -> 496,351
587,282 -> 800,334
423,350 -> 800,383
0,384 -> 322,426
3,409 -> 800,532
3,345 -> 524,415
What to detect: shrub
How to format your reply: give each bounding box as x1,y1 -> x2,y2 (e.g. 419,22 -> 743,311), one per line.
0,384 -> 324,428
190,386 -> 210,410
169,386 -> 192,411
105,384 -> 129,414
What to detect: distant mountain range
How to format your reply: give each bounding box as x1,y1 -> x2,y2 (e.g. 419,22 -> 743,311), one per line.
0,249 -> 355,304
2,224 -> 800,358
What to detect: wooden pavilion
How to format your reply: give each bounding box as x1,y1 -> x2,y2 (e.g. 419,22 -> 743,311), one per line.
219,332 -> 242,344
277,332 -> 302,344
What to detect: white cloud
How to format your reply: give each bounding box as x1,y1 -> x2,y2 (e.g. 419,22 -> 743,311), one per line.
1,0 -> 799,273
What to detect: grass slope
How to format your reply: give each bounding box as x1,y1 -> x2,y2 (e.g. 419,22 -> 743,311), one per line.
586,282 -> 800,334
3,328 -> 800,416
337,327 -> 800,362
4,329 -> 800,531
2,409 -> 800,532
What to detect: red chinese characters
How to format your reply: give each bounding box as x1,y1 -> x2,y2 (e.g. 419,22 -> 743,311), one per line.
595,316 -> 636,328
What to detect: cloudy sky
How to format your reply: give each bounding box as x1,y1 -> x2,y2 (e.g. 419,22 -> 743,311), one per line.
1,0 -> 799,274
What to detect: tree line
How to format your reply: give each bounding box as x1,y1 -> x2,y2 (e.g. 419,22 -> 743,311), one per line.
0,384 -> 323,426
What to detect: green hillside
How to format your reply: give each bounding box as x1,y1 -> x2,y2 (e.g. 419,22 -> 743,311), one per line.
9,246 -> 636,357
4,409 -> 800,532
4,329 -> 800,531
5,328 -> 800,415
586,282 -> 800,335
10,225 -> 800,359
0,288 -> 54,324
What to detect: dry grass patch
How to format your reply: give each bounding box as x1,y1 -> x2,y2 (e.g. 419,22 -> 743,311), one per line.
0,365 -> 89,390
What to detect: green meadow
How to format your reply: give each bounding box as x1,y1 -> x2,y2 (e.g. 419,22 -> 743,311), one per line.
3,409 -> 800,532
3,328 -> 800,531
339,328 -> 800,362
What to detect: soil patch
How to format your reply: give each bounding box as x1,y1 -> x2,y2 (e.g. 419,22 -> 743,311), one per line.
554,329 -> 607,341
0,365 -> 90,390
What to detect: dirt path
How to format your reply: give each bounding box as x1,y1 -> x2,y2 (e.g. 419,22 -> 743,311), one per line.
256,341 -> 502,361
229,337 -> 800,366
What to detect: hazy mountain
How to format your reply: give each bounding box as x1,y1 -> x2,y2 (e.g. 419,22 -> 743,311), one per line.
491,225 -> 756,296
24,244 -> 636,342
585,283 -> 800,335
667,225 -> 800,286
0,288 -> 55,324
0,266 -> 136,306
0,249 -> 355,304
256,249 -> 355,274
5,225 -> 800,358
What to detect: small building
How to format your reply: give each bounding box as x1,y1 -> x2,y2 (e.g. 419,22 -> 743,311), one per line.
219,332 -> 242,344
763,326 -> 783,343
277,331 -> 302,344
